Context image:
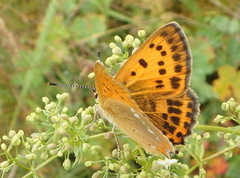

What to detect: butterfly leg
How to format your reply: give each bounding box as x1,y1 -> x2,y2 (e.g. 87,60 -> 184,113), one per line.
112,125 -> 121,159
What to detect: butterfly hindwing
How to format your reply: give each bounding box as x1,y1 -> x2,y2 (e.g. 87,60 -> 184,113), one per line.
131,89 -> 199,144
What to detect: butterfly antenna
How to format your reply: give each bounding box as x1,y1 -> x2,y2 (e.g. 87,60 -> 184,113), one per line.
97,51 -> 101,62
48,82 -> 96,93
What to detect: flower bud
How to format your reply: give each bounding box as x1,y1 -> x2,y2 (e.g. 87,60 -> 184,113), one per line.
18,130 -> 24,137
51,116 -> 60,123
50,148 -> 58,155
132,38 -> 141,48
62,137 -> 68,143
213,115 -> 223,123
2,135 -> 9,140
109,42 -> 117,49
83,114 -> 92,123
41,152 -> 48,160
57,128 -> 67,135
138,30 -> 146,37
124,151 -> 130,159
69,116 -> 78,124
60,114 -> 68,120
77,108 -> 83,114
25,153 -> 37,160
109,163 -> 119,172
181,164 -> 189,171
1,143 -> 7,151
84,161 -> 93,167
123,144 -> 129,151
221,102 -> 229,111
203,132 -> 210,139
0,161 -> 9,169
63,158 -> 71,170
8,130 -> 16,138
57,93 -> 69,101
11,134 -> 21,146
114,35 -> 122,43
177,151 -> 183,157
82,143 -> 91,152
112,47 -> 122,55
91,145 -> 102,153
61,121 -> 70,128
57,151 -> 63,157
104,132 -> 114,139
122,41 -> 130,48
26,115 -> 34,122
64,144 -> 73,151
47,143 -> 57,150
88,72 -> 95,79
62,107 -> 68,113
45,102 -> 56,111
24,143 -> 31,150
42,97 -> 49,104
36,107 -> 42,113
120,163 -> 130,174
112,149 -> 119,158
228,99 -> 237,110
125,35 -> 134,44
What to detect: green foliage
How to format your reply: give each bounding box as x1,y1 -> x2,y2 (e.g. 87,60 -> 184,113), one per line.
0,0 -> 240,177
0,95 -> 239,177
213,65 -> 240,101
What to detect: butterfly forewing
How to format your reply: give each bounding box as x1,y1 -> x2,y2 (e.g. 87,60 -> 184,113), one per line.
94,62 -> 138,109
94,62 -> 174,156
115,22 -> 191,96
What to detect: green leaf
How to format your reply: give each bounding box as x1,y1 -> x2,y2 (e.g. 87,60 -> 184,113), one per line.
70,14 -> 106,46
190,35 -> 216,103
213,65 -> 240,101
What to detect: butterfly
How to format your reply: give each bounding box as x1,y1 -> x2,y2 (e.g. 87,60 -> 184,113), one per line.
94,22 -> 199,157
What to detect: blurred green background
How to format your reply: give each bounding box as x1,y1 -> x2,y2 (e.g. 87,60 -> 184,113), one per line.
0,0 -> 239,177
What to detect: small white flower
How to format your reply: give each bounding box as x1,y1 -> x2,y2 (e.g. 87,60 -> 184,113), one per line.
157,158 -> 178,169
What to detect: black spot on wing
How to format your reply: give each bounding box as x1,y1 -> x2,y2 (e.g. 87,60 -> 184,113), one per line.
138,59 -> 148,68
170,77 -> 181,89
131,71 -> 136,76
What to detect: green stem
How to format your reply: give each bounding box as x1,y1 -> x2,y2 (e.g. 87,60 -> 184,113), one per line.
194,125 -> 240,135
187,163 -> 199,175
22,155 -> 58,178
186,145 -> 237,174
202,145 -> 237,163
89,132 -> 107,139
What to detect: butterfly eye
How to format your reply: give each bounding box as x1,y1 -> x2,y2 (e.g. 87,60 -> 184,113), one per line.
94,92 -> 98,99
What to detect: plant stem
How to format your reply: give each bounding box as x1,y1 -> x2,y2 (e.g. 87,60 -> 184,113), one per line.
187,145 -> 237,174
202,145 -> 237,162
22,155 -> 58,178
194,125 -> 240,135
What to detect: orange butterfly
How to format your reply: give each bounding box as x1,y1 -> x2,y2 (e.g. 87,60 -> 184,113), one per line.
94,22 -> 199,157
